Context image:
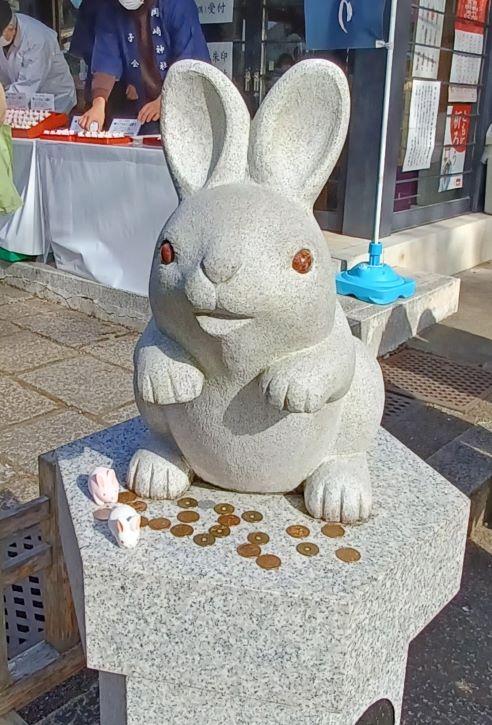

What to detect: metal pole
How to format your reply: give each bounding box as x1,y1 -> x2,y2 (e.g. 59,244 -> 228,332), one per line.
373,0 -> 398,243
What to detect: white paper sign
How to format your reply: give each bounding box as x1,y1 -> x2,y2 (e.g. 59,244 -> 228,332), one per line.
196,0 -> 233,24
412,0 -> 445,80
438,104 -> 471,192
403,80 -> 441,172
109,118 -> 142,136
449,85 -> 478,102
454,27 -> 484,55
5,91 -> 28,109
207,42 -> 233,79
31,93 -> 55,111
70,116 -> 84,133
450,52 -> 481,86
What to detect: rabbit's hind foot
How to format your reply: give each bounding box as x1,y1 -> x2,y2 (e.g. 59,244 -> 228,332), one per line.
304,454 -> 372,524
127,434 -> 192,500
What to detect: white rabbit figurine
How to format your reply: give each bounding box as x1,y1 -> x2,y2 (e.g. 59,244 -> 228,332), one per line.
88,466 -> 119,506
108,505 -> 141,548
128,58 -> 385,523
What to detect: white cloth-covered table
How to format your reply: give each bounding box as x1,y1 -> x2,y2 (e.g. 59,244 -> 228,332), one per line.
36,140 -> 178,295
0,138 -> 45,255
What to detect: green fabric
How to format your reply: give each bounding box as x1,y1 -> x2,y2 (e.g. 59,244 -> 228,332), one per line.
0,125 -> 22,215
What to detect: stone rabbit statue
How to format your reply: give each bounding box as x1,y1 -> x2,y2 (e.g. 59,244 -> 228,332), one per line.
128,59 -> 385,523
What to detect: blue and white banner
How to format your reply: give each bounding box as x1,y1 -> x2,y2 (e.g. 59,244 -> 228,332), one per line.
304,0 -> 387,50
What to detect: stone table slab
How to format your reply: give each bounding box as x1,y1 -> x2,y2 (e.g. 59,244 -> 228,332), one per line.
54,419 -> 469,725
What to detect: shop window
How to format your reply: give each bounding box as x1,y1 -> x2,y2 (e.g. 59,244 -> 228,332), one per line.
393,0 -> 491,230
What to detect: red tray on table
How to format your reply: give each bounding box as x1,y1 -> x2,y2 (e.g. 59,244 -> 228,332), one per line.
12,113 -> 69,139
75,135 -> 133,145
143,136 -> 162,147
40,132 -> 78,142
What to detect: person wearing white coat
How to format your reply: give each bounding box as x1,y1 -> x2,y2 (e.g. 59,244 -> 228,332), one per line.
0,2 -> 76,114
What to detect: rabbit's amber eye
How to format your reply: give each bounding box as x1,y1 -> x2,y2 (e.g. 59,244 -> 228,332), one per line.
160,241 -> 175,265
292,249 -> 312,274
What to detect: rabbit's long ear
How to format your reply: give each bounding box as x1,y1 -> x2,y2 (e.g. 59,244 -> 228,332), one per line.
161,60 -> 250,200
248,60 -> 350,209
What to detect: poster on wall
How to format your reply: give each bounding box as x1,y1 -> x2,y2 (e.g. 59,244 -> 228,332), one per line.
402,80 -> 441,172
439,104 -> 472,192
449,0 -> 489,101
196,0 -> 233,24
412,0 -> 446,80
207,42 -> 233,79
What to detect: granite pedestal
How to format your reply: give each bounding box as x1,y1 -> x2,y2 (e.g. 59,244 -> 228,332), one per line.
54,418 -> 469,725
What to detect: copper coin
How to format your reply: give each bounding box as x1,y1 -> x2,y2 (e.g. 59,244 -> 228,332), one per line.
178,510 -> 200,523
247,532 -> 270,545
170,524 -> 194,537
193,533 -> 215,547
93,508 -> 111,521
177,497 -> 198,509
256,554 -> 281,570
321,523 -> 345,539
148,517 -> 171,531
237,543 -> 261,558
209,524 -> 230,538
118,490 -> 137,504
286,525 -> 310,539
140,516 -> 149,528
218,514 -> 241,527
130,500 -> 147,513
214,503 -> 235,515
336,547 -> 361,563
296,542 -> 319,557
242,510 -> 263,523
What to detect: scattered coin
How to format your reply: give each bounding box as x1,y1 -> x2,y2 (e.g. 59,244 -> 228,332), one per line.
286,525 -> 310,539
336,547 -> 361,563
237,543 -> 261,558
256,554 -> 281,570
93,508 -> 111,521
242,511 -> 263,523
148,517 -> 171,531
193,533 -> 216,547
170,524 -> 194,537
218,514 -> 241,527
118,490 -> 137,504
198,499 -> 216,510
214,503 -> 235,515
321,524 -> 345,539
209,524 -> 230,538
130,500 -> 147,513
178,511 -> 200,523
177,497 -> 198,509
140,516 -> 149,528
296,542 -> 319,557
247,532 -> 269,545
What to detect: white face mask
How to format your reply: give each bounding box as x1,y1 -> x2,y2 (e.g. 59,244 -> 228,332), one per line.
118,0 -> 144,9
0,36 -> 10,47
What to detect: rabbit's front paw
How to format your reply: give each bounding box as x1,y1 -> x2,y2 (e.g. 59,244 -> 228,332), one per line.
127,442 -> 192,500
137,361 -> 204,406
304,455 -> 372,523
260,358 -> 333,414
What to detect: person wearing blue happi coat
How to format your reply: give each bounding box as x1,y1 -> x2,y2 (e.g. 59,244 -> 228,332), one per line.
79,0 -> 209,133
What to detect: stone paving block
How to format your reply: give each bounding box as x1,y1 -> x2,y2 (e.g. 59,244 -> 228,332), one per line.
0,331 -> 75,374
101,403 -> 139,428
0,298 -> 60,321
427,422 -> 492,497
16,309 -> 128,348
0,284 -> 32,305
0,410 -> 101,475
0,377 -> 58,430
0,320 -> 21,338
19,357 -> 134,416
0,461 -> 39,510
81,334 -> 138,371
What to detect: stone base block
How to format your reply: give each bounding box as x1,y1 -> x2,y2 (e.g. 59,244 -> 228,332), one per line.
54,419 -> 469,725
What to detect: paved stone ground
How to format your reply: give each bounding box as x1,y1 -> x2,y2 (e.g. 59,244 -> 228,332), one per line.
1,263 -> 491,724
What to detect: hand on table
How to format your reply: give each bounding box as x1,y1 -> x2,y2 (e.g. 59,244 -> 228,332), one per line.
79,98 -> 106,131
137,97 -> 161,124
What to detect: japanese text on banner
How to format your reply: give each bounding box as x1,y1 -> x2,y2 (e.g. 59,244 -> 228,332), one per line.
196,0 -> 233,24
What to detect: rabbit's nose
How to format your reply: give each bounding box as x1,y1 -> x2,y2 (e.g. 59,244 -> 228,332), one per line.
200,256 -> 241,285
